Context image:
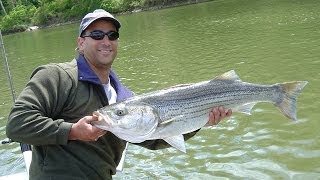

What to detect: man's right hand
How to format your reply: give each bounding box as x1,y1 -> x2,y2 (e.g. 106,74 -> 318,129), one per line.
68,116 -> 106,141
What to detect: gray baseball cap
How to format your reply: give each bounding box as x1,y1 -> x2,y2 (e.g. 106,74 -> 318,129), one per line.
79,9 -> 121,36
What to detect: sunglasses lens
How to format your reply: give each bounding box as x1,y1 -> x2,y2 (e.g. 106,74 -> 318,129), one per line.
86,30 -> 119,41
90,31 -> 105,40
107,32 -> 119,41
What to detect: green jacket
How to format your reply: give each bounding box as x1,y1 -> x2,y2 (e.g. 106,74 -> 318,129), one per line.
6,56 -> 199,180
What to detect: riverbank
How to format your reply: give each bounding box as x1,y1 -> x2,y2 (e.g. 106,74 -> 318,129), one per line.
1,0 -> 212,35
124,0 -> 211,13
44,0 -> 212,29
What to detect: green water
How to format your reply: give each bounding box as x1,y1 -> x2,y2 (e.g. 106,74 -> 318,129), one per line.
1,0 -> 320,179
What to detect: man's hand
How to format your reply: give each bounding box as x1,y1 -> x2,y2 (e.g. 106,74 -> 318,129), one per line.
205,106 -> 232,126
69,116 -> 106,141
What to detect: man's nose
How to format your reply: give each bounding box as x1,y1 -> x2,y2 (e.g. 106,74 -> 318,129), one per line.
101,35 -> 112,44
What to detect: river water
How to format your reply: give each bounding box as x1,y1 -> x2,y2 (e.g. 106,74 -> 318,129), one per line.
1,0 -> 319,179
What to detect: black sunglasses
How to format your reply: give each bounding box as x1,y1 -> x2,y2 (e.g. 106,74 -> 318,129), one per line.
82,30 -> 119,41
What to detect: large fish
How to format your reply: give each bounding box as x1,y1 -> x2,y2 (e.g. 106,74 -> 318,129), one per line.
92,70 -> 308,152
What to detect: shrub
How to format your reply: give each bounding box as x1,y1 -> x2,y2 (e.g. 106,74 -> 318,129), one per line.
0,5 -> 36,33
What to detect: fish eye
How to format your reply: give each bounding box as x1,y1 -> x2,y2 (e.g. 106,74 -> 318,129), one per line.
116,109 -> 126,116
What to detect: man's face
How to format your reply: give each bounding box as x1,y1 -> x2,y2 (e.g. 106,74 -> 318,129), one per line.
78,19 -> 118,69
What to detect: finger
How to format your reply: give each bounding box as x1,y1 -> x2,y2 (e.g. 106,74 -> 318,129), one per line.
215,107 -> 221,121
206,110 -> 213,126
94,134 -> 102,141
205,111 -> 213,126
99,130 -> 107,136
92,127 -> 106,136
209,110 -> 214,120
95,131 -> 106,141
210,107 -> 220,125
226,109 -> 232,117
84,116 -> 99,123
212,107 -> 220,117
219,106 -> 226,120
214,114 -> 221,125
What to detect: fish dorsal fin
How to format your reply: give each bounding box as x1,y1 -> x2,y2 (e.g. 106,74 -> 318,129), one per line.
171,83 -> 193,88
214,70 -> 242,82
163,135 -> 186,153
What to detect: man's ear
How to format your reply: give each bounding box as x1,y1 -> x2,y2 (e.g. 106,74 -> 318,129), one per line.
77,37 -> 85,51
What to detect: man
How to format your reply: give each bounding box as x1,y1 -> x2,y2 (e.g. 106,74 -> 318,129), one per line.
6,9 -> 232,179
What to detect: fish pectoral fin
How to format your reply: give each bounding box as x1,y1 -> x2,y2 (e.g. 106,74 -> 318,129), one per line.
159,115 -> 184,126
163,135 -> 186,153
235,102 -> 257,115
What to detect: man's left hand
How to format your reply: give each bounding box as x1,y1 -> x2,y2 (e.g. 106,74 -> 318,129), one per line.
205,106 -> 232,126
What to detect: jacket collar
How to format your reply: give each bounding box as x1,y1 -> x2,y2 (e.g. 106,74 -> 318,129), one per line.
76,54 -> 133,101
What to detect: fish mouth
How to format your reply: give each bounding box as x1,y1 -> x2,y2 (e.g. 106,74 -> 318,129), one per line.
92,111 -> 113,126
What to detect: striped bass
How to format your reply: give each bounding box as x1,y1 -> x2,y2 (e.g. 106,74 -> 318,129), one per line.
92,70 -> 308,152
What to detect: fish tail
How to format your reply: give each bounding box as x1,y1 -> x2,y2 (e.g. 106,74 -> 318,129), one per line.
276,81 -> 308,120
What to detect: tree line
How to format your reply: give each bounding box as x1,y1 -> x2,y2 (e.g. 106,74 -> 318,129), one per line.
0,0 -> 203,34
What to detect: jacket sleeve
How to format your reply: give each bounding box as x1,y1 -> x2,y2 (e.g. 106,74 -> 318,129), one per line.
6,65 -> 73,145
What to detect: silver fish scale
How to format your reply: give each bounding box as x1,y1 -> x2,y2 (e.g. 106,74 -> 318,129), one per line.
127,80 -> 282,138
93,70 -> 307,152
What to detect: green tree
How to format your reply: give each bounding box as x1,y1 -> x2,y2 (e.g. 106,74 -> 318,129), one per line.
0,5 -> 36,33
1,0 -> 196,34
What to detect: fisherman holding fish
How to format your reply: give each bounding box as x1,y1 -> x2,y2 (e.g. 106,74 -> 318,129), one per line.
6,9 -> 231,179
